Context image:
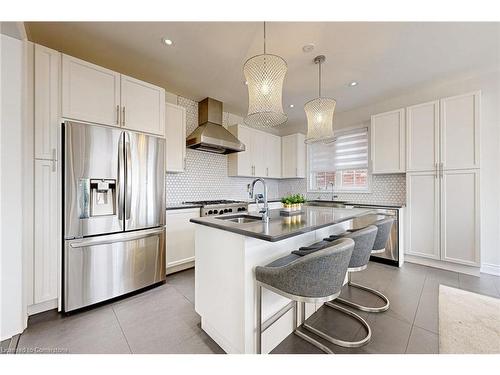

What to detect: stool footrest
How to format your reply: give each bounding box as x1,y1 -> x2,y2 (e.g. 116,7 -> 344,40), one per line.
336,281 -> 390,313
304,302 -> 371,348
294,329 -> 334,354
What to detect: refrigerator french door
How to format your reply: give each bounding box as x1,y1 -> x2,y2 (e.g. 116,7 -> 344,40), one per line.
63,121 -> 166,312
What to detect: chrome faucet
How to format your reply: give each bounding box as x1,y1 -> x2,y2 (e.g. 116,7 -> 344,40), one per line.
329,182 -> 337,201
248,178 -> 269,223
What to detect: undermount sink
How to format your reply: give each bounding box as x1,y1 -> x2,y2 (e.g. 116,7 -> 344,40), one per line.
305,200 -> 347,208
216,214 -> 262,224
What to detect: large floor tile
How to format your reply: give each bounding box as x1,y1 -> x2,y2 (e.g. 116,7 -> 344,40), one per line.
458,273 -> 500,298
17,307 -> 130,354
405,326 -> 438,354
166,268 -> 195,304
383,273 -> 425,324
112,283 -> 202,353
270,329 -> 324,354
350,313 -> 412,354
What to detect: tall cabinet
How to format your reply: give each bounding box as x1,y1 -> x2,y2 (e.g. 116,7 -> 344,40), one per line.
32,44 -> 61,310
405,92 -> 480,266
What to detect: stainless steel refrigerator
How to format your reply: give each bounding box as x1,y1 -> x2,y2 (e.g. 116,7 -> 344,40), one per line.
63,121 -> 166,312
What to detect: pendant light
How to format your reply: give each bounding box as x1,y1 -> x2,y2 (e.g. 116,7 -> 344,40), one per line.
304,55 -> 336,144
244,22 -> 288,128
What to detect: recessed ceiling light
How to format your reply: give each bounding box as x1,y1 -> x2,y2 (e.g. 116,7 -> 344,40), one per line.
162,38 -> 173,46
302,43 -> 315,53
289,104 -> 294,108
348,81 -> 358,87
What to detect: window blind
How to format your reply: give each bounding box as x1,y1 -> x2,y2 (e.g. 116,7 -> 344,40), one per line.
332,127 -> 368,171
308,142 -> 335,172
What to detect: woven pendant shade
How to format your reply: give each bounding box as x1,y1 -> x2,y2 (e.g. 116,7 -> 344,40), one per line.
244,22 -> 287,128
304,55 -> 336,144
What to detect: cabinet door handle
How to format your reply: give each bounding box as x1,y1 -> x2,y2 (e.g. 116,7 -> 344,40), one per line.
116,105 -> 120,125
435,163 -> 438,179
266,167 -> 269,177
122,106 -> 126,127
51,159 -> 56,172
296,167 -> 298,177
52,148 -> 57,161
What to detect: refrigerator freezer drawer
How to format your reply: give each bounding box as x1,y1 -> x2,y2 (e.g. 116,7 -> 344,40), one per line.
64,227 -> 166,312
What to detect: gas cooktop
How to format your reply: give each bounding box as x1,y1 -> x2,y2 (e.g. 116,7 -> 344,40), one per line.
183,200 -> 249,216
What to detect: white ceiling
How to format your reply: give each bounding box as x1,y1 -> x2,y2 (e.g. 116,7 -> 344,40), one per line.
26,22 -> 499,132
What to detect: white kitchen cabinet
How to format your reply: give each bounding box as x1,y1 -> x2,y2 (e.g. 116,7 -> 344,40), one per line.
371,108 -> 406,174
165,102 -> 187,172
440,92 -> 480,170
406,101 -> 439,172
62,54 -> 121,126
228,125 -> 282,178
228,124 -> 254,176
33,159 -> 59,304
281,133 -> 306,178
266,134 -> 282,178
441,169 -> 480,266
120,74 -> 165,136
34,44 -> 61,160
166,208 -> 200,274
406,172 -> 440,260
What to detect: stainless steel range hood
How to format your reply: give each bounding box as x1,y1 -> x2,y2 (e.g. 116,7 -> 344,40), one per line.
186,97 -> 246,154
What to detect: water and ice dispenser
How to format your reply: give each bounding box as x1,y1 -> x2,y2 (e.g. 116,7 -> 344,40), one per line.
79,178 -> 117,218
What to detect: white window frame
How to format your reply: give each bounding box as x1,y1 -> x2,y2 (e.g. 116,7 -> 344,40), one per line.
307,124 -> 372,194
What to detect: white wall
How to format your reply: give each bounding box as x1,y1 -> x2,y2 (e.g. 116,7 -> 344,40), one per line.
0,34 -> 27,340
286,69 -> 500,273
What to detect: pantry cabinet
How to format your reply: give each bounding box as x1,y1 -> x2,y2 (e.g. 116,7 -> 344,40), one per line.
281,133 -> 306,178
405,91 -> 481,267
227,124 -> 283,178
165,102 -> 187,172
120,74 -> 165,136
370,108 -> 406,174
62,53 -> 166,136
33,159 -> 59,304
166,208 -> 200,274
62,54 -> 121,126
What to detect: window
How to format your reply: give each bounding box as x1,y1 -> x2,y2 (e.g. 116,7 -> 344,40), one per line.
308,127 -> 370,192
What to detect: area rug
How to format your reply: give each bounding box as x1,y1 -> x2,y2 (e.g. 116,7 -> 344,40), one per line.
439,284 -> 500,353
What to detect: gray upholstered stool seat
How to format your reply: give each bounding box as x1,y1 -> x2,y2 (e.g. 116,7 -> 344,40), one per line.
333,225 -> 391,313
255,238 -> 371,354
371,217 -> 394,254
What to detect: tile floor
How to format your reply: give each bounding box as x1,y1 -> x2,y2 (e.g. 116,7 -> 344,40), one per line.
7,262 -> 500,354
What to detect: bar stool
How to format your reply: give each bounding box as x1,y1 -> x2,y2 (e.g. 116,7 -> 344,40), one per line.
333,223 -> 391,313
255,238 -> 371,354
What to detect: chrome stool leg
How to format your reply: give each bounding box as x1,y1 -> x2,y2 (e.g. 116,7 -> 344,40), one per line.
294,302 -> 334,354
304,302 -> 372,348
335,272 -> 390,313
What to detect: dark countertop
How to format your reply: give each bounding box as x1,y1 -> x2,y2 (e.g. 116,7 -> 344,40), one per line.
190,206 -> 374,242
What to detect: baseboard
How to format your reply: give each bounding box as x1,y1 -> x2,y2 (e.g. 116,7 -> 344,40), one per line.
405,254 -> 480,276
27,298 -> 58,316
166,258 -> 195,275
480,263 -> 500,276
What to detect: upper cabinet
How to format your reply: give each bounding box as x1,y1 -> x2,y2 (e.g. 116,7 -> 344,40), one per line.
34,44 -> 61,160
282,133 -> 306,178
406,101 -> 439,172
440,92 -> 480,170
62,54 -> 166,136
227,124 -> 283,178
406,92 -> 480,173
165,102 -> 187,173
120,74 -> 165,136
370,109 -> 406,174
62,54 -> 121,126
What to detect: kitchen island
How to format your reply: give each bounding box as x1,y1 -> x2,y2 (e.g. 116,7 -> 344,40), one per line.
191,205 -> 373,354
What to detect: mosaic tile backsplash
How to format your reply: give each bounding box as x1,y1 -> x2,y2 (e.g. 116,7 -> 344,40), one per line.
166,96 -> 406,206
278,174 -> 406,206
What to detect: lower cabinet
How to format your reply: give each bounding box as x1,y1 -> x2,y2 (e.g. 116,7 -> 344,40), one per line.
166,208 -> 200,274
406,169 -> 480,267
33,159 -> 59,305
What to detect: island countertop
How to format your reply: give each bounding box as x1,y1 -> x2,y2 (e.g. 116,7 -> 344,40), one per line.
190,206 -> 374,242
